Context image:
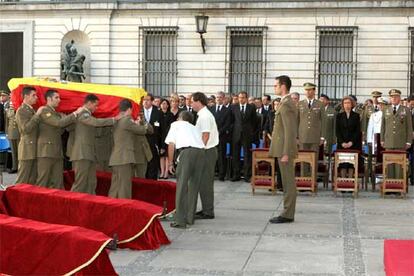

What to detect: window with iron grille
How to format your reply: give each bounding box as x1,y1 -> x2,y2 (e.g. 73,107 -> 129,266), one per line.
226,27 -> 268,98
315,26 -> 358,102
409,28 -> 414,96
139,27 -> 178,97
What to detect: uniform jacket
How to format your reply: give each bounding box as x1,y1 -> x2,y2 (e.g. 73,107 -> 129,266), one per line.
37,105 -> 76,158
95,126 -> 113,163
269,95 -> 298,158
321,105 -> 336,146
69,109 -> 114,162
298,99 -> 324,144
109,115 -> 149,166
6,105 -> 20,140
381,105 -> 413,149
15,103 -> 40,160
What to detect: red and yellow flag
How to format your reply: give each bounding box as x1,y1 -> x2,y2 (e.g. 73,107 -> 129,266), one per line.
8,77 -> 147,119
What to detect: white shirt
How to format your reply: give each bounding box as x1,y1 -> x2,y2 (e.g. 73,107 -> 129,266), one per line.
195,106 -> 219,149
366,110 -> 383,153
144,106 -> 152,122
165,120 -> 204,149
240,104 -> 247,112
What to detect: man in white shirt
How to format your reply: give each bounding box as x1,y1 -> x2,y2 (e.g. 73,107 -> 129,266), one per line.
166,111 -> 205,229
367,97 -> 386,154
191,92 -> 219,219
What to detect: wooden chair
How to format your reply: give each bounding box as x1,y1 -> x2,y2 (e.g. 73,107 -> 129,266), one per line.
294,150 -> 317,194
333,150 -> 359,197
380,150 -> 408,198
251,148 -> 276,195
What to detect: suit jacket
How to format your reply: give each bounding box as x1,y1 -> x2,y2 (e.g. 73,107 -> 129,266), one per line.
69,109 -> 114,162
231,103 -> 257,143
144,106 -> 162,151
209,104 -> 232,142
298,99 -> 324,144
269,95 -> 298,158
6,104 -> 19,140
134,133 -> 153,164
16,103 -> 40,160
109,115 -> 149,166
336,111 -> 361,150
381,105 -> 413,149
37,105 -> 76,158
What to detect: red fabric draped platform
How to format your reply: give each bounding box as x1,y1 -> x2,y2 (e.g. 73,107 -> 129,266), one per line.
3,184 -> 170,250
0,214 -> 116,275
63,170 -> 176,214
384,240 -> 414,276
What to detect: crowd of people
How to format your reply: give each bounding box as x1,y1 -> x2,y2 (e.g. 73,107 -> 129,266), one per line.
0,75 -> 413,227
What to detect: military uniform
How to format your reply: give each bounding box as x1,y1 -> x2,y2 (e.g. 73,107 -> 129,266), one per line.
108,116 -> 150,199
269,94 -> 298,220
380,89 -> 413,178
95,126 -> 113,172
298,98 -> 324,177
5,103 -> 20,172
321,105 -> 336,154
361,91 -> 382,142
36,105 -> 77,188
69,109 -> 115,194
134,133 -> 153,178
15,103 -> 40,184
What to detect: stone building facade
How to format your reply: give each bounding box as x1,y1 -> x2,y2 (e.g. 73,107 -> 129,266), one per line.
0,0 -> 414,101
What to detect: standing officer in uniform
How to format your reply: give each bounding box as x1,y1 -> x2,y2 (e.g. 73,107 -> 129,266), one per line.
15,86 -> 44,184
134,129 -> 153,178
320,94 -> 336,155
70,94 -> 118,194
361,91 -> 382,142
36,90 -> 83,188
4,92 -> 19,173
109,99 -> 152,199
95,126 -> 113,172
297,83 -> 324,178
269,75 -> 298,224
381,89 -> 413,179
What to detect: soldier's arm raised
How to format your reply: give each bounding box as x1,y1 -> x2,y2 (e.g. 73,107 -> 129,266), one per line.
125,119 -> 149,135
40,110 -> 76,128
16,109 -> 40,135
79,113 -> 115,127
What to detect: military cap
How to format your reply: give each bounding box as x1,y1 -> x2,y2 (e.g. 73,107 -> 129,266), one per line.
303,82 -> 316,90
371,91 -> 382,97
0,90 -> 9,96
388,89 -> 401,96
377,97 -> 387,104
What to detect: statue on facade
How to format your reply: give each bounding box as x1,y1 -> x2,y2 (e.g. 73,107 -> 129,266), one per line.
61,40 -> 86,82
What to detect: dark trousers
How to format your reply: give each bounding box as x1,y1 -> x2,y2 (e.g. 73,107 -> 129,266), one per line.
275,158 -> 283,190
410,144 -> 414,185
198,147 -> 218,216
232,138 -> 252,179
216,140 -> 228,179
146,143 -> 159,180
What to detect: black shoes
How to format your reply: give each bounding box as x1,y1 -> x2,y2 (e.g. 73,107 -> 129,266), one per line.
230,177 -> 241,182
170,222 -> 186,229
195,211 -> 215,219
269,216 -> 294,224
218,177 -> 225,181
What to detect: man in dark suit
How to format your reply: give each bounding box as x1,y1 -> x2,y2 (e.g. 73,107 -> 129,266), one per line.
409,96 -> 414,186
254,97 -> 269,147
184,93 -> 197,124
231,91 -> 257,182
209,91 -> 232,181
142,93 -> 162,179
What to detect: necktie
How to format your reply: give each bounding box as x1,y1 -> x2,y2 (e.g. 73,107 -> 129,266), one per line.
393,106 -> 397,115
374,105 -> 378,112
241,105 -> 245,114
308,100 -> 311,109
189,107 -> 192,112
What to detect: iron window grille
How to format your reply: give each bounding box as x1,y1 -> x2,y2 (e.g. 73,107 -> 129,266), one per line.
225,26 -> 268,98
314,26 -> 358,103
409,27 -> 414,97
139,26 -> 178,97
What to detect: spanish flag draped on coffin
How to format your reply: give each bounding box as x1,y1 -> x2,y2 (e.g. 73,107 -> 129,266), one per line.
8,77 -> 147,119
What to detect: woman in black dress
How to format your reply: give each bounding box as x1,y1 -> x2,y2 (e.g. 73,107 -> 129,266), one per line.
159,98 -> 174,179
336,96 -> 362,177
169,94 -> 181,121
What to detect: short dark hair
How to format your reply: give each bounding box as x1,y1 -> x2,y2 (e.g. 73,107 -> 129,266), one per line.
119,99 -> 132,111
320,94 -> 330,101
145,93 -> 154,101
45,89 -> 58,100
84,94 -> 99,104
178,111 -> 194,123
408,95 -> 414,102
263,94 -> 271,101
22,86 -> 36,97
275,75 -> 292,91
192,92 -> 208,106
238,91 -> 248,98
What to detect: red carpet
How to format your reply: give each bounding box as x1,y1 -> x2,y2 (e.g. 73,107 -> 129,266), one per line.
0,214 -> 116,275
63,170 -> 176,214
384,240 -> 414,276
3,184 -> 170,250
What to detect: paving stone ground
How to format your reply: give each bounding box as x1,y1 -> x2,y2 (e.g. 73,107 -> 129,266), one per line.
3,173 -> 413,275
